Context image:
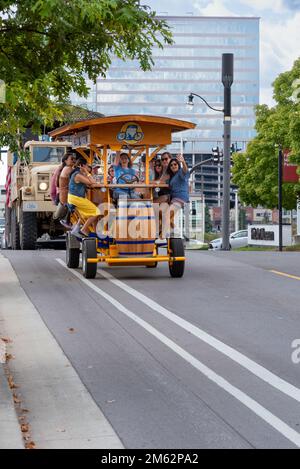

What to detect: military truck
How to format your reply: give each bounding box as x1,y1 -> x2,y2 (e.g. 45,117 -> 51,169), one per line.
5,140 -> 72,250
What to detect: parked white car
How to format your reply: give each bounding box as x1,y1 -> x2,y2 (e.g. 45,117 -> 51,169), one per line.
209,230 -> 248,250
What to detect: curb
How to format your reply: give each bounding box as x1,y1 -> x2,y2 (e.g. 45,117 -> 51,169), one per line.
0,340 -> 24,449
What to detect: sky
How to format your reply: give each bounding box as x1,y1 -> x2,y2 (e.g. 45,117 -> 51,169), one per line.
145,0 -> 300,106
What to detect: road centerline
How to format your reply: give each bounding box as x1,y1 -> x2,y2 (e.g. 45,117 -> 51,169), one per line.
56,259 -> 300,448
77,263 -> 300,404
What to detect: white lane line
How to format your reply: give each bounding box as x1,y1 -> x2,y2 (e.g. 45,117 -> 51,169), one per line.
93,267 -> 300,405
56,259 -> 300,448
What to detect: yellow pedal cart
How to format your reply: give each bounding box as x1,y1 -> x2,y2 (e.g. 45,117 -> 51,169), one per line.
50,115 -> 195,279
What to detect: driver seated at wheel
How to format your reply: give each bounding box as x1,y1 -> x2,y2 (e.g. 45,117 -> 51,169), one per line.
113,152 -> 140,200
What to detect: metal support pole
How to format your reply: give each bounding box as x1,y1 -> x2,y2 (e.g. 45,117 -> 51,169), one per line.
222,117 -> 231,249
278,146 -> 283,252
218,162 -> 221,207
235,190 -> 239,232
221,53 -> 234,251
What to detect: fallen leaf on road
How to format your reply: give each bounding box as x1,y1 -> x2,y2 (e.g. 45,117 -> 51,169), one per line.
21,424 -> 29,433
1,337 -> 12,343
25,441 -> 36,450
68,328 -> 75,333
8,375 -> 18,389
21,408 -> 29,413
5,353 -> 15,361
13,394 -> 21,404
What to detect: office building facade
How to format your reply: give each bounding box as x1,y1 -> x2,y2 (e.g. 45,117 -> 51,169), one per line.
72,16 -> 260,206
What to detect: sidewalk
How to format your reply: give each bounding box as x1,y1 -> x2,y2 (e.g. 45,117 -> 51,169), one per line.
0,253 -> 123,449
0,341 -> 24,449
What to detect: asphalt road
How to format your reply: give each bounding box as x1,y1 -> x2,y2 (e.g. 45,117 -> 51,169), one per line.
3,249 -> 300,449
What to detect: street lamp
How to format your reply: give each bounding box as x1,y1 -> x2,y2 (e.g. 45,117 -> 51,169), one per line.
187,53 -> 234,251
187,93 -> 223,114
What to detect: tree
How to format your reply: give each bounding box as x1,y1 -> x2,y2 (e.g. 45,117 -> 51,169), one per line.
232,59 -> 300,210
239,207 -> 247,230
0,0 -> 172,150
205,205 -> 212,233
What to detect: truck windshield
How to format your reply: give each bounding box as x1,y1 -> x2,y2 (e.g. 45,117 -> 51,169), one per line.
32,147 -> 66,163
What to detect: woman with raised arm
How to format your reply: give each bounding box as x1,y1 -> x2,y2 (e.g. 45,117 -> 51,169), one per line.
167,154 -> 190,208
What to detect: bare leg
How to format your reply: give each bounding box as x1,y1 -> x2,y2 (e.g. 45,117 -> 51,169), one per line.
81,216 -> 99,235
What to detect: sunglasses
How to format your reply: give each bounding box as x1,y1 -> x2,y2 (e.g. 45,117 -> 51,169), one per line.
161,158 -> 169,161
170,163 -> 178,167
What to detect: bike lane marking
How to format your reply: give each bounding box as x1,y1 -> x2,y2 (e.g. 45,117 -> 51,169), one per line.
81,264 -> 300,404
56,259 -> 300,448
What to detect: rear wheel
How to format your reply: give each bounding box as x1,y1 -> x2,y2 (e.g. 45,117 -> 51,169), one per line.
20,210 -> 37,250
66,232 -> 80,268
82,238 -> 97,279
11,206 -> 20,250
168,238 -> 185,278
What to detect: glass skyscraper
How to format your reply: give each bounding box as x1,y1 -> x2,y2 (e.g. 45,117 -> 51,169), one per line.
72,16 -> 260,205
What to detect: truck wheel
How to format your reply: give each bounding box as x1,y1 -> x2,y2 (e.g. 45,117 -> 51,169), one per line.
20,211 -> 37,250
169,238 -> 185,278
11,206 -> 20,250
66,232 -> 80,269
82,238 -> 97,279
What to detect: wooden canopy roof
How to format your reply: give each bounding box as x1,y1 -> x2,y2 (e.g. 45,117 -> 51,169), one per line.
49,115 -> 196,148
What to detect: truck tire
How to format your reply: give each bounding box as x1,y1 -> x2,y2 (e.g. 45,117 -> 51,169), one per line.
11,206 -> 20,250
20,211 -> 37,250
66,232 -> 80,269
82,238 -> 97,279
169,238 -> 185,278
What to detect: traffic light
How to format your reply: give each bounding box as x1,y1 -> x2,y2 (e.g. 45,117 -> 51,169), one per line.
230,142 -> 242,155
211,146 -> 223,163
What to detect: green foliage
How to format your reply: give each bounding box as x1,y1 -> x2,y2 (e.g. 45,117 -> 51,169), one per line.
205,205 -> 212,233
232,58 -> 300,210
0,0 -> 172,149
238,207 -> 247,230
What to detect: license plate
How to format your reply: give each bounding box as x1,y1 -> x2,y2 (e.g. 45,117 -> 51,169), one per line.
23,202 -> 38,212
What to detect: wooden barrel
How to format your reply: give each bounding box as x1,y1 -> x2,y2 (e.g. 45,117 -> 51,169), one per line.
115,200 -> 156,257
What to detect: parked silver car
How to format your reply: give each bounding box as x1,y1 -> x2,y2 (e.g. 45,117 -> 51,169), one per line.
209,230 -> 248,250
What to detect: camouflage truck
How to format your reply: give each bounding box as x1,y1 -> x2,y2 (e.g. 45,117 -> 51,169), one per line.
5,140 -> 72,250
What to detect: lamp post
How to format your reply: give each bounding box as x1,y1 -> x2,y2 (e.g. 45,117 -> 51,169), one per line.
234,189 -> 239,232
278,145 -> 283,252
188,53 -> 234,250
221,53 -> 234,250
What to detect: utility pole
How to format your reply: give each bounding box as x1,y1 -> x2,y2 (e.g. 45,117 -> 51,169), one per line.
234,190 -> 239,232
278,145 -> 283,252
221,53 -> 234,251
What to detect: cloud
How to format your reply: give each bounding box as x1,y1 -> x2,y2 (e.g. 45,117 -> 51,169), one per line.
282,0 -> 300,9
193,0 -> 238,16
